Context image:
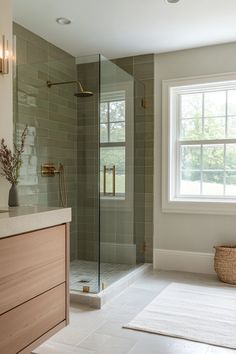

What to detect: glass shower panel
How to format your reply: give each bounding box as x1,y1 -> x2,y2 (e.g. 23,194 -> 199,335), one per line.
133,78 -> 146,264
72,54 -> 101,293
99,56 -> 136,289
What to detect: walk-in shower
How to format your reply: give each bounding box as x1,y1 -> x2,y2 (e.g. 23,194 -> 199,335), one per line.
13,23 -> 146,297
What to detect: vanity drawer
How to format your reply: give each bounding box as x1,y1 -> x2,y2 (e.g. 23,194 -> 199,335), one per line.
0,225 -> 66,315
0,283 -> 65,354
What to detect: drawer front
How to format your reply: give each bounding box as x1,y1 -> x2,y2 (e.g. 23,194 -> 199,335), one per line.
0,283 -> 65,354
0,225 -> 66,315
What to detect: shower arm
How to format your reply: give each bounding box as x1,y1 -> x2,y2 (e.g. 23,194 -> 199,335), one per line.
47,80 -> 84,92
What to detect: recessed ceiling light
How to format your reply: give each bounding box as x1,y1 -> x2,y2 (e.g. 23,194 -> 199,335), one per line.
56,17 -> 71,25
165,0 -> 180,3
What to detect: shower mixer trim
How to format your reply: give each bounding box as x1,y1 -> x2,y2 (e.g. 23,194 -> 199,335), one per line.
41,163 -> 61,177
41,163 -> 67,208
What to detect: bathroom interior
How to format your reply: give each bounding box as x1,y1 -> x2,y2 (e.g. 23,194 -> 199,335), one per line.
13,23 -> 153,296
2,1 -> 236,353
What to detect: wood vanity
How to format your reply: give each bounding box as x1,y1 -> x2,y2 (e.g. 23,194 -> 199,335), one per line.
0,207 -> 71,354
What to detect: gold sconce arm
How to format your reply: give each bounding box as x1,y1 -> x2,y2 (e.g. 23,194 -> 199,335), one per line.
103,165 -> 116,197
0,35 -> 9,75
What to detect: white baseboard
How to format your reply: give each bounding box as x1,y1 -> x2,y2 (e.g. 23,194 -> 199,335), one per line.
153,248 -> 215,275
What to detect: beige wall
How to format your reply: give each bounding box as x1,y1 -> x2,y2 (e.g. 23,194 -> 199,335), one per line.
154,42 -> 236,256
0,0 -> 13,206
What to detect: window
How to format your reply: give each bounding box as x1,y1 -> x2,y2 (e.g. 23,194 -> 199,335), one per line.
100,85 -> 133,205
100,96 -> 126,197
162,73 -> 236,215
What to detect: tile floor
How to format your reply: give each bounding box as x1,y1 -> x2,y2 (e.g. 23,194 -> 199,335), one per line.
34,270 -> 236,354
70,260 -> 140,293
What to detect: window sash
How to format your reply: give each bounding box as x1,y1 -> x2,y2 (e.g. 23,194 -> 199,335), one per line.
178,88 -> 236,141
100,145 -> 126,197
100,100 -> 126,144
176,143 -> 236,198
176,141 -> 236,200
179,139 -> 236,145
100,142 -> 126,148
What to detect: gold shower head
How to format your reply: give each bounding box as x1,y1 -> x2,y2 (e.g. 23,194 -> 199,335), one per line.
46,80 -> 93,97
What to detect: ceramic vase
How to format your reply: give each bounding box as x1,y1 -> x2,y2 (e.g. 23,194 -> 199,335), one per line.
8,183 -> 19,207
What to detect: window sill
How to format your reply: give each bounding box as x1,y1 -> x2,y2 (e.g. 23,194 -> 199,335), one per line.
100,196 -> 133,211
162,198 -> 236,215
100,196 -> 125,201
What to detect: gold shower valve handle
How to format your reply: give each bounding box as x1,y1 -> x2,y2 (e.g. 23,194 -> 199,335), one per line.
41,163 -> 61,177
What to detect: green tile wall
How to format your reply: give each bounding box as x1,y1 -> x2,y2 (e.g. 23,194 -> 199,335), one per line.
13,23 -> 78,260
13,23 -> 154,265
77,55 -> 154,264
76,59 -> 100,262
112,54 -> 154,263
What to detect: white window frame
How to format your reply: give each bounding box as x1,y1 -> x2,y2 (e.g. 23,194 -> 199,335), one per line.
100,81 -> 134,210
162,72 -> 236,215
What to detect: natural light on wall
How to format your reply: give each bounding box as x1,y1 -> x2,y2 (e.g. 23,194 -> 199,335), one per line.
0,35 -> 9,75
162,73 -> 236,215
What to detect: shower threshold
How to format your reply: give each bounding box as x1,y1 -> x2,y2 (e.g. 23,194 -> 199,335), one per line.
70,261 -> 151,309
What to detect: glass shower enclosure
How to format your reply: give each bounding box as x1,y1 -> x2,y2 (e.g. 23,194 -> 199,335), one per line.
13,26 -> 145,295
71,54 -> 145,293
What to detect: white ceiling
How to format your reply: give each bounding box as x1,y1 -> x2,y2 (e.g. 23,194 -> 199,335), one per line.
13,0 -> 236,59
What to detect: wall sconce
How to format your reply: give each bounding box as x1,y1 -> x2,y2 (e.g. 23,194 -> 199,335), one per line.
0,35 -> 9,75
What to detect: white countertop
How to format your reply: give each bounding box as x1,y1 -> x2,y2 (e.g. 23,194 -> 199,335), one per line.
0,206 -> 72,238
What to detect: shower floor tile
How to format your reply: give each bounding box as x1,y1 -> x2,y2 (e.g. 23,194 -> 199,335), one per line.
70,260 -> 141,293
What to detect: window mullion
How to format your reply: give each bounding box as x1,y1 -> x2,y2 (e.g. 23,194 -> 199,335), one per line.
179,138 -> 236,145
108,102 -> 110,142
176,141 -> 181,197
176,94 -> 181,197
100,142 -> 125,148
224,91 -> 228,196
223,143 -> 226,195
200,144 -> 203,195
225,90 -> 228,138
200,92 -> 204,196
202,92 -> 205,138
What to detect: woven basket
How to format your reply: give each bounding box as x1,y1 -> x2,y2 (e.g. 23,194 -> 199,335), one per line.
214,246 -> 236,285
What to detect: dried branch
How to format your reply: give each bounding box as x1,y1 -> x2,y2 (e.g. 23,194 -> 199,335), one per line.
0,126 -> 28,185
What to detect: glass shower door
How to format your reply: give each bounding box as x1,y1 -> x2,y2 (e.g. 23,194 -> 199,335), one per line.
99,56 -> 136,290
74,54 -> 101,294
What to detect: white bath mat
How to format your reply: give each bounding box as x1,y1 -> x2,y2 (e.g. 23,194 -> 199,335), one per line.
124,282 -> 236,349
